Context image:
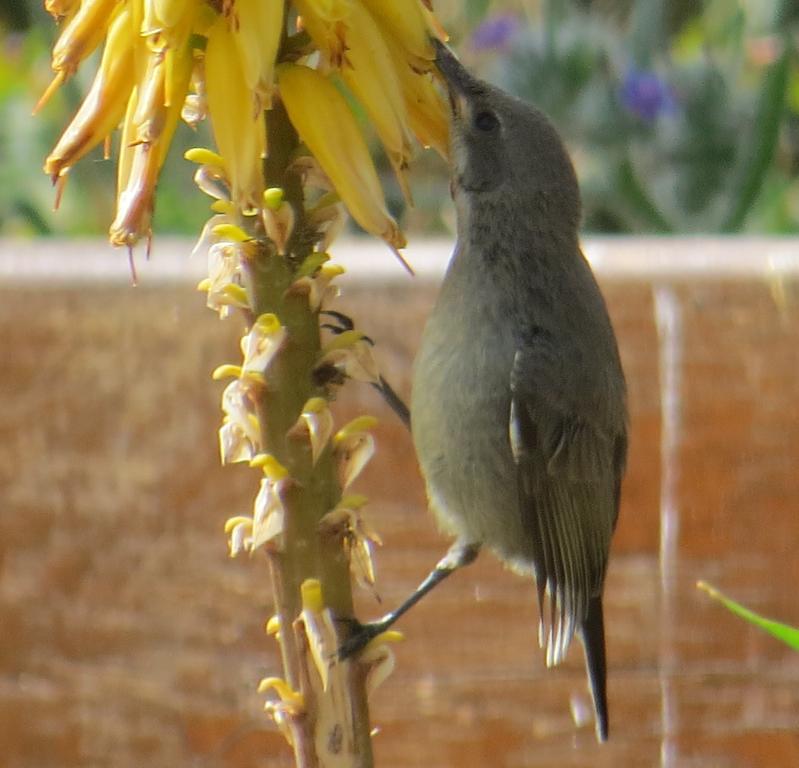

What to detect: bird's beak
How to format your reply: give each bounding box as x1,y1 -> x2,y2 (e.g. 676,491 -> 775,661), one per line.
433,39 -> 472,117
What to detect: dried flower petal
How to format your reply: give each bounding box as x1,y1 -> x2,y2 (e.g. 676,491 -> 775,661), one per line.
218,379 -> 261,464
260,676 -> 305,747
360,635 -> 401,698
287,396 -> 334,465
262,201 -> 295,255
224,516 -> 253,557
334,416 -> 378,489
218,420 -> 256,464
241,314 -> 287,376
251,475 -> 290,551
319,495 -> 382,588
288,263 -> 344,311
299,579 -> 339,693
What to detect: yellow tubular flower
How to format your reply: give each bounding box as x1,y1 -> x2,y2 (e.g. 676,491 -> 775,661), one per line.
358,0 -> 434,68
420,1 -> 449,44
110,132 -> 161,248
205,16 -> 266,212
133,49 -> 169,144
293,0 -> 352,67
45,0 -> 80,21
110,38 -> 194,247
232,0 -> 284,109
277,63 -> 406,251
145,0 -> 196,36
386,35 -> 450,158
339,2 -> 414,202
50,0 -> 120,82
44,2 -> 137,181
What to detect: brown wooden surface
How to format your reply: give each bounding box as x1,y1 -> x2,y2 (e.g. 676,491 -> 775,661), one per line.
1,240 -> 798,767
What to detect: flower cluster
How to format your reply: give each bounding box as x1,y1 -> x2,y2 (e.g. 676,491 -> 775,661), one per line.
38,0 -> 450,253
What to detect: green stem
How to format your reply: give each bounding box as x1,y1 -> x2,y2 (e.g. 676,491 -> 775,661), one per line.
241,93 -> 373,767
616,157 -> 674,233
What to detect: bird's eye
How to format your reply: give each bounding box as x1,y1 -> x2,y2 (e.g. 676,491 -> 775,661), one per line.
474,110 -> 498,132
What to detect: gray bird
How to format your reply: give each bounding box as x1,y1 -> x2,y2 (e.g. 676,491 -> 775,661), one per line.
340,41 -> 627,743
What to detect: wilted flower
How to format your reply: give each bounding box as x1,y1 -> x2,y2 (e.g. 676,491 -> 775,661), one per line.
319,495 -> 383,589
316,330 -> 382,387
215,375 -> 262,464
334,416 -> 378,489
287,397 -> 335,465
251,472 -> 290,551
241,314 -> 287,377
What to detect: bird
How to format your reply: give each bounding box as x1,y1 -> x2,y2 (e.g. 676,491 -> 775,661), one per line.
340,40 -> 628,743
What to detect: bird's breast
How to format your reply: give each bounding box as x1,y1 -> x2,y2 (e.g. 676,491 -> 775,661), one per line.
410,265 -> 526,554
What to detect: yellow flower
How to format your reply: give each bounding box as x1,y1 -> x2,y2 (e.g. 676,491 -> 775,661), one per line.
338,2 -> 415,202
231,0 -> 284,109
41,0 -> 119,108
43,3 -> 137,184
204,15 -> 266,212
359,0 -> 435,69
277,63 -> 406,253
110,36 -> 194,247
293,0 -> 353,67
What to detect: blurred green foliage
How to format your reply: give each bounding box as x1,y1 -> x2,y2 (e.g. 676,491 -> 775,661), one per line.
3,0 -> 799,236
473,0 -> 799,232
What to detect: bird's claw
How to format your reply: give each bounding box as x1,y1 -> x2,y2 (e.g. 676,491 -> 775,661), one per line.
336,619 -> 386,661
320,310 -> 375,345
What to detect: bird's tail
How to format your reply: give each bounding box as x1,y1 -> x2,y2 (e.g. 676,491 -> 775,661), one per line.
579,594 -> 609,742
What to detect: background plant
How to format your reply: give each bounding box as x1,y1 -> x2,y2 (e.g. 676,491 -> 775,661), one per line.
473,0 -> 799,232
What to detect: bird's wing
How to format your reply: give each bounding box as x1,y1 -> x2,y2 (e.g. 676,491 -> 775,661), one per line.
509,344 -> 626,667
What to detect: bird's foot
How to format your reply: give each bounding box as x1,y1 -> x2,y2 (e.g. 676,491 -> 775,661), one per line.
336,617 -> 390,661
320,310 -> 374,345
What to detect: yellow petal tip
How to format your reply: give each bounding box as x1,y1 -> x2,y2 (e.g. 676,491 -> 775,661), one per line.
212,364 -> 242,380
301,578 -> 324,612
185,147 -> 226,167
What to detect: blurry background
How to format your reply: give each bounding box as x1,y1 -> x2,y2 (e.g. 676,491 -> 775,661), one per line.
1,2 -> 799,767
2,0 -> 799,237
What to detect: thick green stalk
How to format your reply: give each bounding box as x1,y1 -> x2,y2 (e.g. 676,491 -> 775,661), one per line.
240,99 -> 374,767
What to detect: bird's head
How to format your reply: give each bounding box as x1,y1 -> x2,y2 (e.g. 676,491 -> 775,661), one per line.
434,40 -> 580,228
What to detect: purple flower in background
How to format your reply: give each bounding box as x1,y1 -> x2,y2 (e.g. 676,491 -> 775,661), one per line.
471,12 -> 520,52
619,69 -> 676,123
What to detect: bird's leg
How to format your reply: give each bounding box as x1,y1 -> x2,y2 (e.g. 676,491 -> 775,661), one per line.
373,375 -> 410,429
337,541 -> 480,659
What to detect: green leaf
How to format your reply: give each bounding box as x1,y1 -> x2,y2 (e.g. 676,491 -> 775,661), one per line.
616,158 -> 674,233
697,581 -> 799,651
721,44 -> 791,231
